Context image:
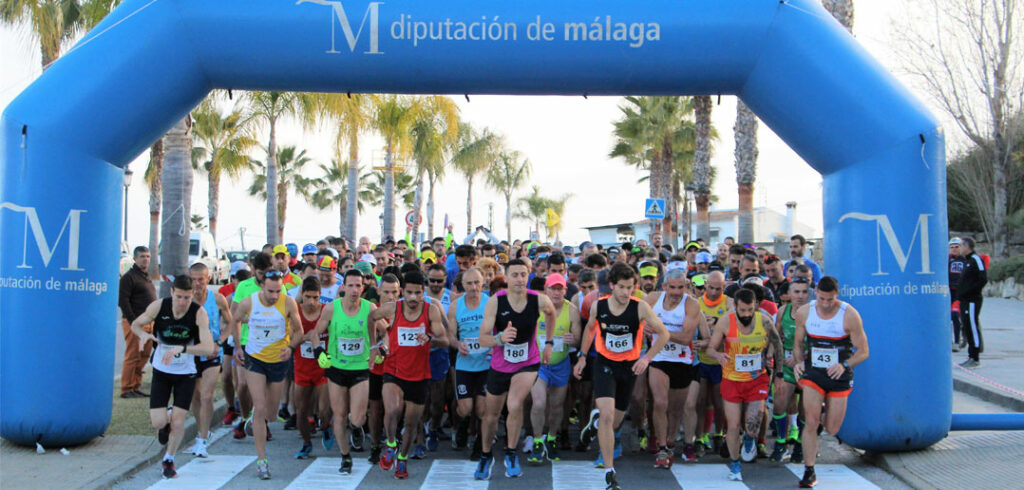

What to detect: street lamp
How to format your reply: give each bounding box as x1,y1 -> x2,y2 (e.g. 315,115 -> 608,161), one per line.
122,168 -> 134,242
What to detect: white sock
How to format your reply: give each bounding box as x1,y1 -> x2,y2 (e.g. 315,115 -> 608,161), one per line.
605,468 -> 615,475
789,414 -> 798,427
163,453 -> 173,462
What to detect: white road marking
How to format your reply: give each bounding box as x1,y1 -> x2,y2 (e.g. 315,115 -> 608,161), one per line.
420,459 -> 489,489
671,463 -> 750,488
147,455 -> 254,489
786,464 -> 881,489
285,457 -> 372,490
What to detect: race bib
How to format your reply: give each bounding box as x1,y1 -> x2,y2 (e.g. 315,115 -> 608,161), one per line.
156,343 -> 188,367
256,324 -> 284,342
605,333 -> 634,353
299,341 -> 314,359
735,353 -> 762,372
398,327 -> 424,347
811,347 -> 839,369
503,342 -> 529,363
338,337 -> 365,356
785,350 -> 793,360
538,335 -> 565,352
464,337 -> 487,355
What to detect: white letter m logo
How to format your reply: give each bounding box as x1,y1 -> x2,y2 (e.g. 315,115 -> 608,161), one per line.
296,0 -> 383,54
1,202 -> 86,271
839,212 -> 933,276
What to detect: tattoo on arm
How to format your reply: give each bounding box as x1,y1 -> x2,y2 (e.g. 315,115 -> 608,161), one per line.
767,320 -> 784,371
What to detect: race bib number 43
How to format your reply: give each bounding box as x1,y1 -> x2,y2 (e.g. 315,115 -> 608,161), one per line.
811,347 -> 839,369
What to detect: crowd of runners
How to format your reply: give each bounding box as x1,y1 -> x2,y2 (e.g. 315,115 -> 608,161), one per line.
125,230 -> 870,489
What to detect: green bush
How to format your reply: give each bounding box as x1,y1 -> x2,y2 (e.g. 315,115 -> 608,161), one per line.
989,254 -> 1024,283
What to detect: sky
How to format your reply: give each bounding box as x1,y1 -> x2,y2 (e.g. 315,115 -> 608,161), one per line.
2,2 -> 950,251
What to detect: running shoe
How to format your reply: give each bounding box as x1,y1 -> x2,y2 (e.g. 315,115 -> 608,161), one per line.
741,434 -> 757,463
579,409 -> 599,447
410,443 -> 427,459
717,436 -> 730,459
161,460 -> 177,479
191,438 -> 208,458
654,448 -> 673,469
569,407 -> 579,425
728,460 -> 742,481
244,417 -> 254,437
790,443 -> 804,464
379,446 -> 396,470
605,470 -> 622,490
277,406 -> 291,423
368,445 -> 381,464
221,408 -> 238,425
232,419 -> 246,439
157,423 -> 170,445
681,443 -> 698,462
768,442 -> 788,462
474,452 -> 493,480
256,459 -> 271,480
960,359 -> 980,368
637,429 -> 649,452
394,458 -> 409,479
295,443 -> 313,459
528,440 -> 546,465
350,424 -> 365,452
952,342 -> 960,352
504,450 -> 522,478
757,441 -> 768,459
340,456 -> 353,475
322,427 -> 335,451
427,430 -> 440,451
545,436 -> 561,461
799,466 -> 817,487
595,439 -> 622,468
283,414 -> 297,431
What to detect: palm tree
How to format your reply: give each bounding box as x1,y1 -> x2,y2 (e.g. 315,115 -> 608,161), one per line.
366,169 -> 416,209
317,93 -> 375,241
160,117 -> 193,293
242,91 -> 317,244
487,151 -> 531,242
410,95 -> 459,241
452,123 -> 500,234
821,0 -> 854,32
734,101 -> 759,244
545,192 -> 572,243
0,0 -> 118,68
145,139 -> 162,279
306,159 -> 374,236
514,185 -> 549,238
371,94 -> 418,239
191,97 -> 257,237
247,145 -> 316,242
425,152 -> 446,238
693,96 -> 714,242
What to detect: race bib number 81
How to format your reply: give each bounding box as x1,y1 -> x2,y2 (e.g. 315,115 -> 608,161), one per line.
735,353 -> 762,372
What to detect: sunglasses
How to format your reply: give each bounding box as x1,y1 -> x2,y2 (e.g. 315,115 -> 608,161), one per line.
428,278 -> 445,284
791,277 -> 810,284
764,254 -> 781,264
264,270 -> 285,280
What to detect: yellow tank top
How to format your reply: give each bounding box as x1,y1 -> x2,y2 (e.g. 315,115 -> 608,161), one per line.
721,311 -> 767,382
697,294 -> 728,365
244,291 -> 291,363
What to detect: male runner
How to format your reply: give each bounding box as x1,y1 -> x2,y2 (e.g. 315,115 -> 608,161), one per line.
769,277 -> 811,463
130,275 -> 217,478
187,263 -> 232,458
573,262 -> 669,490
793,277 -> 869,487
707,288 -> 784,482
528,273 -> 581,464
318,256 -> 343,304
367,273 -> 401,463
695,271 -> 733,456
449,268 -> 491,461
231,270 -> 304,480
645,268 -> 704,467
229,252 -> 271,439
292,277 -> 330,459
475,259 -> 557,480
367,271 -> 449,479
424,263 -> 453,453
311,269 -> 376,475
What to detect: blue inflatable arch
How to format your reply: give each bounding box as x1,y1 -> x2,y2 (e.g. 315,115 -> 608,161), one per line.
2,0 -> 948,451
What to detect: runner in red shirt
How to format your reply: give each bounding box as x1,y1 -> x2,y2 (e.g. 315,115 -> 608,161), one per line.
291,277 -> 330,459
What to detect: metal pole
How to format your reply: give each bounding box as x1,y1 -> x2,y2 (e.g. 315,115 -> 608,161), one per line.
122,184 -> 129,242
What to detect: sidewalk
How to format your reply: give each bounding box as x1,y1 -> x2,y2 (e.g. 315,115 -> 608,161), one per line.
949,297 -> 1024,411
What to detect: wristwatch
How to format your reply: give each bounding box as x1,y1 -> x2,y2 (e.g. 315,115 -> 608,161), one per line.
841,360 -> 851,370
494,330 -> 504,346
545,340 -> 555,345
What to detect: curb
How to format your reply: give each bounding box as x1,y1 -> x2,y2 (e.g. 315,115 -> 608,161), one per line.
89,398 -> 229,489
952,373 -> 1024,412
865,451 -> 938,490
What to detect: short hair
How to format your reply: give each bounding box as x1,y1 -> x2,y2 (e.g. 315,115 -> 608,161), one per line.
962,237 -> 976,250
578,269 -> 597,284
172,274 -> 194,291
568,263 -> 583,274
374,245 -> 387,253
741,254 -> 759,265
529,276 -> 547,291
381,272 -> 401,287
428,263 -> 447,274
189,262 -> 209,274
817,276 -> 839,293
795,264 -> 811,275
300,262 -> 317,274
338,256 -> 354,267
343,269 -> 364,284
505,258 -> 529,272
453,272 -> 465,292
403,271 -> 426,288
133,246 -> 149,257
790,234 -> 807,246
489,276 -> 507,295
455,244 -> 477,259
547,253 -> 566,267
235,269 -> 251,282
776,280 -> 791,296
301,275 -> 321,292
734,288 -> 757,306
251,252 -> 272,272
400,263 -> 420,275
729,245 -> 746,256
608,262 -> 637,285
664,268 -> 686,281
329,237 -> 345,247
585,253 -> 608,269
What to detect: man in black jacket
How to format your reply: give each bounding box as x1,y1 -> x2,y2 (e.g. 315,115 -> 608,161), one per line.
119,246 -> 157,397
957,237 -> 987,367
947,238 -> 966,351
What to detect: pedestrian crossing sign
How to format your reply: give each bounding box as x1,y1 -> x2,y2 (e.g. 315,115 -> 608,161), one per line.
645,198 -> 666,219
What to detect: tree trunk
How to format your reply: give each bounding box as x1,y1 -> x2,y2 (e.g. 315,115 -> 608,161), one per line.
734,101 -> 759,244
346,129 -> 359,243
411,160 -> 424,240
147,139 -> 164,279
992,147 -> 1008,256
277,180 -> 287,243
821,0 -> 855,32
383,142 -> 395,240
265,118 -> 279,245
339,197 -> 347,238
40,43 -> 57,71
208,170 -> 220,237
466,174 -> 474,235
693,96 -> 713,242
505,194 -> 512,243
159,117 -> 193,295
427,175 -> 436,239
657,140 -> 676,247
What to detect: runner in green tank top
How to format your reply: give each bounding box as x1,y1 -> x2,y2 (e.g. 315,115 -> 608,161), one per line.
327,297 -> 372,370
769,277 -> 811,462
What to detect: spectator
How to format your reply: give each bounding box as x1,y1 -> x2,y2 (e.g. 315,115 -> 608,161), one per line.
118,246 -> 156,398
957,237 -> 987,367
784,234 -> 822,283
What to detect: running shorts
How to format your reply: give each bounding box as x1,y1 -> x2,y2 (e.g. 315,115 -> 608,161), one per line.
150,369 -> 197,410
245,353 -> 289,383
294,357 -> 326,387
455,370 -> 488,400
721,376 -> 770,404
383,373 -> 429,405
369,372 -> 383,401
699,363 -> 722,384
799,368 -> 853,398
326,367 -> 369,388
430,349 -> 450,382
592,356 -> 637,412
486,364 -> 540,396
650,361 -> 699,389
195,356 -> 222,374
538,358 -> 572,388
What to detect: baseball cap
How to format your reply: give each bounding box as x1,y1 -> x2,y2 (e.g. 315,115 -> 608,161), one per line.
607,247 -> 621,257
302,243 -> 317,255
359,253 -> 377,265
685,241 -> 700,251
695,251 -> 713,264
230,261 -> 249,277
272,244 -> 290,257
562,245 -> 575,255
666,260 -> 688,272
638,262 -> 659,278
421,250 -> 438,263
742,274 -> 764,287
286,243 -> 298,257
354,261 -> 374,276
949,237 -> 962,245
691,273 -> 708,287
323,247 -> 339,259
317,256 -> 336,270
545,274 -> 567,288
579,241 -> 593,251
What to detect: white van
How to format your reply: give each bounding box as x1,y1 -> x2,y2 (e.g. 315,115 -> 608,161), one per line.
189,231 -> 228,284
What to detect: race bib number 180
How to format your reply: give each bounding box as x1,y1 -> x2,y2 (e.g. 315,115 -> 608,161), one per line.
503,342 -> 529,363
